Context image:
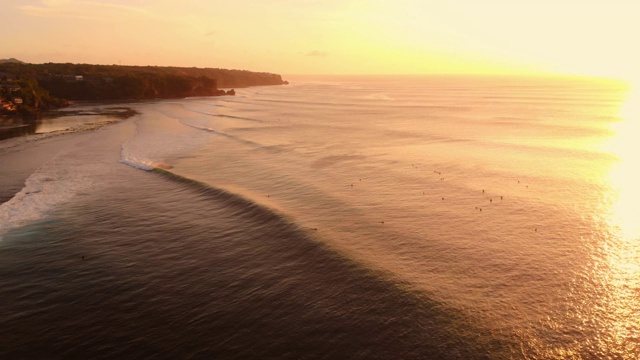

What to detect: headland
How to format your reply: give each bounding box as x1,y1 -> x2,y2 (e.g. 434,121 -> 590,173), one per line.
0,60 -> 286,117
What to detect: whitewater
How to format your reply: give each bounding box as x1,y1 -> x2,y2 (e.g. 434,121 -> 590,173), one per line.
1,76 -> 638,359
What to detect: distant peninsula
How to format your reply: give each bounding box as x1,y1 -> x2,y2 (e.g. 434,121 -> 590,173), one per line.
0,61 -> 287,116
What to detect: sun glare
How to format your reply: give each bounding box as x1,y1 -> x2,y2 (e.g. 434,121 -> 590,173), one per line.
606,84 -> 640,241
593,81 -> 640,356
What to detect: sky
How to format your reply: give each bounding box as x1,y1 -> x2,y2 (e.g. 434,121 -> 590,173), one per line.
2,0 -> 640,80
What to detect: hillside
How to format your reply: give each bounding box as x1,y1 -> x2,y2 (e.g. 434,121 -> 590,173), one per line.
0,62 -> 286,111
0,58 -> 25,64
0,62 -> 284,89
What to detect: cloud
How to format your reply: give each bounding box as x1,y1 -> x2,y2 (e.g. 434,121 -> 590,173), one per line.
19,0 -> 148,19
306,50 -> 328,57
19,1 -> 95,19
83,1 -> 148,15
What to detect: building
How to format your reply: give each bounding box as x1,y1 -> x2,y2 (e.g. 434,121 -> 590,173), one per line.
1,100 -> 16,112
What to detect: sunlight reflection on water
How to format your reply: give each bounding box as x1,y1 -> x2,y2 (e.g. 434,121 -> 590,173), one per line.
597,83 -> 640,356
607,85 -> 640,240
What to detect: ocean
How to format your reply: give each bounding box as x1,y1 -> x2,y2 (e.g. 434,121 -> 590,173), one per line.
0,75 -> 638,359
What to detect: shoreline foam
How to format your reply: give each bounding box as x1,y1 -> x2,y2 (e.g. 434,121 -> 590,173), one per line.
0,106 -> 137,205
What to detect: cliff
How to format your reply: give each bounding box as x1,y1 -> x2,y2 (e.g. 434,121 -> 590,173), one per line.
0,62 -> 285,102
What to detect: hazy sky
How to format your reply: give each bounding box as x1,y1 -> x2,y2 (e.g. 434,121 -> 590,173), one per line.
2,0 -> 639,79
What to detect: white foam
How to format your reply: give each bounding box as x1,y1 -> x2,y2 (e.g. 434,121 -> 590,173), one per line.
119,157 -> 153,171
119,106 -> 215,171
0,147 -> 112,238
0,105 -> 217,238
0,120 -> 137,239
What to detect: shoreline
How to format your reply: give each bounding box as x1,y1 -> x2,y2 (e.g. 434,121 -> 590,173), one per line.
0,105 -> 138,204
0,105 -> 137,142
0,130 -> 90,204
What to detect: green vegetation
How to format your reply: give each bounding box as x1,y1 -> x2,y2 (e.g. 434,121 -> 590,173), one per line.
1,77 -> 68,116
37,73 -> 222,100
0,61 -> 285,116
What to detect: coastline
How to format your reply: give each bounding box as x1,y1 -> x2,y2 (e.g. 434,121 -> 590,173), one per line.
0,105 -> 137,204
0,131 -> 89,204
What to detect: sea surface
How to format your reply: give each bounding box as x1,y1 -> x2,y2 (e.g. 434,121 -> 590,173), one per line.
1,76 -> 638,359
